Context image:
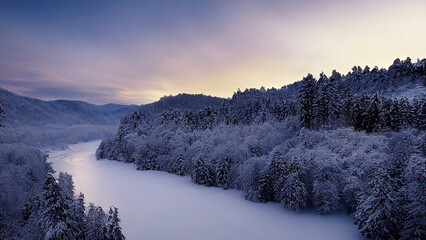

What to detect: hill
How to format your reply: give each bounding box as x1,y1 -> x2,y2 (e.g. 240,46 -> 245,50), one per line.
0,88 -> 137,127
98,57 -> 425,240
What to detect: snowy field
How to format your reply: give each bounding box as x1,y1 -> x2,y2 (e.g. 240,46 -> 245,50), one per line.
49,141 -> 364,240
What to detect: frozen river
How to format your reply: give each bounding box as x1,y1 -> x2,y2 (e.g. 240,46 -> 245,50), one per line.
49,141 -> 364,240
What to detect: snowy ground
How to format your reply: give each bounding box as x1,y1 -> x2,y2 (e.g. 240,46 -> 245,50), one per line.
49,141 -> 365,240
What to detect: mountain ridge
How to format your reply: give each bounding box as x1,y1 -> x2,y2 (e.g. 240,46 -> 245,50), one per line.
0,87 -> 138,127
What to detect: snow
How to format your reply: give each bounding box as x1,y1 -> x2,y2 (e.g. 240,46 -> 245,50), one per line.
49,141 -> 365,240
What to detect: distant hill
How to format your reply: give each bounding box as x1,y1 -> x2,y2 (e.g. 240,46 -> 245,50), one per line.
0,88 -> 137,127
138,93 -> 226,114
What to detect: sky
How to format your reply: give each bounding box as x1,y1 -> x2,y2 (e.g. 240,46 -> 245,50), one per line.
0,0 -> 425,105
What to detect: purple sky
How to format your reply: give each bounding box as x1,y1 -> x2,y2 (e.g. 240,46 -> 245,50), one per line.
0,0 -> 425,104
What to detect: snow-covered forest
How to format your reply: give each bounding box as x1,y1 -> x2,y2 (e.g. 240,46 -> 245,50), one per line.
0,91 -> 128,239
49,140 -> 363,240
97,58 -> 425,240
0,142 -> 126,239
0,57 -> 424,240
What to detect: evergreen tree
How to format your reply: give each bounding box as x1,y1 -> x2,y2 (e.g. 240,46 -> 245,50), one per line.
410,97 -> 424,129
268,150 -> 285,201
400,155 -> 425,240
313,71 -> 341,129
327,71 -> 341,125
389,99 -> 401,131
350,94 -> 367,131
280,157 -> 308,212
379,97 -> 392,130
299,74 -> 317,129
342,175 -> 365,213
399,97 -> 410,128
38,174 -> 74,240
216,157 -> 230,189
341,97 -> 352,125
315,72 -> 341,129
58,172 -> 75,199
106,207 -> 125,240
86,203 -> 107,240
354,166 -> 399,240
365,94 -> 381,133
312,166 -> 339,215
256,171 -> 273,203
191,157 -> 215,186
57,172 -> 86,239
410,96 -> 425,130
315,73 -> 330,128
243,161 -> 264,202
70,193 -> 86,240
388,134 -> 412,190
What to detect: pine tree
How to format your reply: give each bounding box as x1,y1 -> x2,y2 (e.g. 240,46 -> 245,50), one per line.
314,71 -> 341,129
256,171 -> 273,202
350,94 -> 367,131
354,166 -> 399,240
243,161 -> 264,202
365,94 -> 381,133
400,155 -> 425,240
21,195 -> 44,239
106,207 -> 125,240
280,157 -> 308,212
315,73 -> 330,128
299,74 -> 317,129
312,166 -> 339,215
389,99 -> 401,131
315,72 -> 341,129
191,157 -> 215,187
389,134 -> 412,190
379,97 -> 392,130
342,175 -> 365,213
327,71 -> 341,126
268,150 -> 285,201
58,172 -> 75,199
38,174 -> 74,240
216,157 -> 230,189
57,172 -> 86,239
70,193 -> 86,240
410,96 -> 425,130
399,97 -> 410,128
86,204 -> 107,240
410,97 -> 423,129
341,97 -> 352,125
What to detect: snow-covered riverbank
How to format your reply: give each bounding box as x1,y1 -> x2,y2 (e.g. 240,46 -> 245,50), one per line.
49,141 -> 364,240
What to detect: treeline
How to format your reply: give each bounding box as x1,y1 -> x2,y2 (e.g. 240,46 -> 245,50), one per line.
98,58 -> 425,240
129,57 -> 425,127
114,58 -> 424,137
298,72 -> 425,132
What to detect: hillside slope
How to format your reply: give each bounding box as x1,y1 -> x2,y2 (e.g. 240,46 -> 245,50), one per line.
0,88 -> 137,127
98,57 -> 425,240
